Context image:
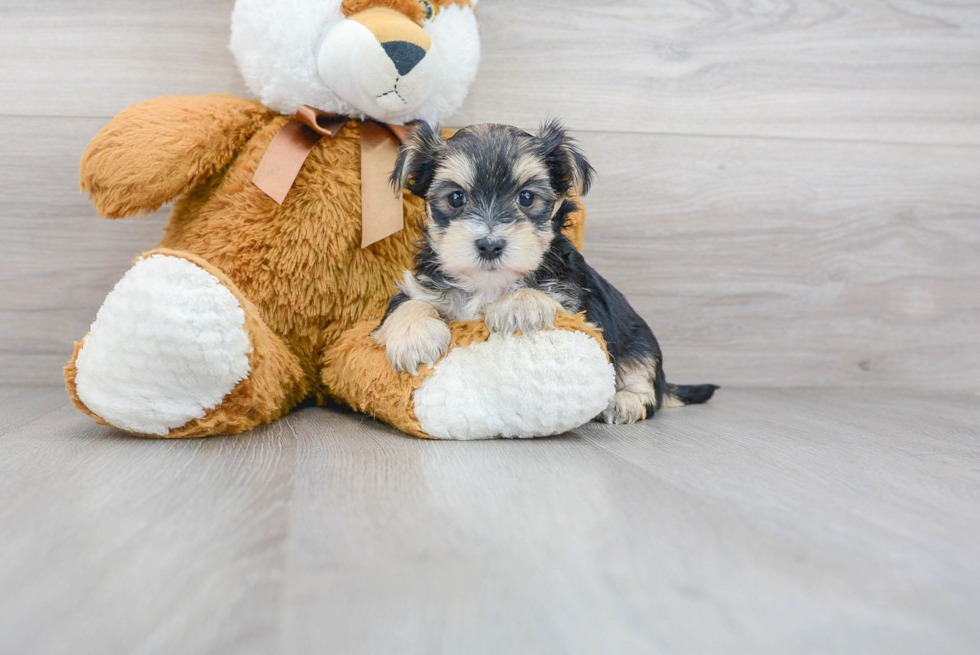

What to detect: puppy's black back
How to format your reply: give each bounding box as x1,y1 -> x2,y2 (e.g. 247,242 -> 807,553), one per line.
531,203 -> 716,413
534,234 -> 662,378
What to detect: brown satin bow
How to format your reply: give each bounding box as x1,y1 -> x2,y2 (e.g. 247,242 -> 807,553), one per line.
252,105 -> 416,248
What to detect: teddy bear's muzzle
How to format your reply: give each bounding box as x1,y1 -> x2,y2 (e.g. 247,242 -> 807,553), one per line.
318,6 -> 442,123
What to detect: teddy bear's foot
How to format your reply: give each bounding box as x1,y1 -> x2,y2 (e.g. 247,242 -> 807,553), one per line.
324,314 -> 617,440
413,328 -> 615,439
66,250 -> 306,437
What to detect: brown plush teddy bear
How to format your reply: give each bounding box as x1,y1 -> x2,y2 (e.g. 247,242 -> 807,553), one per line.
65,0 -> 616,440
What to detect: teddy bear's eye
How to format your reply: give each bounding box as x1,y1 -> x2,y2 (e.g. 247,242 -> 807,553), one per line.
419,1 -> 434,21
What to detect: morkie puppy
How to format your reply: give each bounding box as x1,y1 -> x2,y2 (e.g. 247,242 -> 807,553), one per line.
372,121 -> 717,424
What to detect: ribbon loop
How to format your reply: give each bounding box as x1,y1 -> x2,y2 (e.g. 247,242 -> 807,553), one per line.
252,105 -> 417,248
294,106 -> 346,138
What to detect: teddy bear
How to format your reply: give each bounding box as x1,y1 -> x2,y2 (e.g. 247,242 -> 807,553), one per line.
64,0 -> 616,440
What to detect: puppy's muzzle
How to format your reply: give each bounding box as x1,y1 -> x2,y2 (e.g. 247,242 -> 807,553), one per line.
475,237 -> 506,262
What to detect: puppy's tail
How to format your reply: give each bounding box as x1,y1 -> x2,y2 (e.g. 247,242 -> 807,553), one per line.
662,383 -> 719,409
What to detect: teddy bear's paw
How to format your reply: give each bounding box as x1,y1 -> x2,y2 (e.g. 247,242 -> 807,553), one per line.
412,329 -> 616,440
484,289 -> 562,336
73,254 -> 252,436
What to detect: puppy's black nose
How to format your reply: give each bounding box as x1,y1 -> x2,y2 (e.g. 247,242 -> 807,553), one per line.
475,237 -> 506,261
381,41 -> 426,76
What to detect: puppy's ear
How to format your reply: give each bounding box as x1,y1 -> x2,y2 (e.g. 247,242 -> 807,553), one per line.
391,122 -> 445,198
536,119 -> 595,196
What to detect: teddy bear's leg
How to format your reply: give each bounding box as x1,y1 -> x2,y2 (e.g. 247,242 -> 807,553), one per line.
322,315 -> 617,440
65,249 -> 307,438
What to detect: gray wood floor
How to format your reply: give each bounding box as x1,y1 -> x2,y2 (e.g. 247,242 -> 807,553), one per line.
1,386 -> 978,654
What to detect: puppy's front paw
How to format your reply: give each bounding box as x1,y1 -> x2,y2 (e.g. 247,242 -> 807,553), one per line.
599,391 -> 650,424
372,300 -> 451,375
485,289 -> 562,336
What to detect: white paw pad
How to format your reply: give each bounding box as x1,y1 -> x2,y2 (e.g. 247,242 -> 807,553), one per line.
74,255 -> 251,435
413,330 -> 616,440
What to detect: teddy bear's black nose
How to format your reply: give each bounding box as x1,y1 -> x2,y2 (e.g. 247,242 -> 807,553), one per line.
381,41 -> 427,76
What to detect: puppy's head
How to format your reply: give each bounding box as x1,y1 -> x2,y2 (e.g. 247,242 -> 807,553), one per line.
392,121 -> 594,285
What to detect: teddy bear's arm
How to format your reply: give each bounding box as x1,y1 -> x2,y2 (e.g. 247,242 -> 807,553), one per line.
81,94 -> 276,219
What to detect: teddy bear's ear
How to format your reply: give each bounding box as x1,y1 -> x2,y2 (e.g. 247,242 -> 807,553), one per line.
536,119 -> 595,197
391,122 -> 445,197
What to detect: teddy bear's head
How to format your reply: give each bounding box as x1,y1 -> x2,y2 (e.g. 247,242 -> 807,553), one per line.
231,0 -> 480,125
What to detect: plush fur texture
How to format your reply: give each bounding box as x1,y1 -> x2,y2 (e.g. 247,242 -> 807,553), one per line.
67,249 -> 307,438
79,95 -> 277,219
69,97 -> 589,437
323,312 -> 611,439
231,0 -> 479,124
67,0 -> 604,439
413,326 -> 614,439
72,254 -> 252,435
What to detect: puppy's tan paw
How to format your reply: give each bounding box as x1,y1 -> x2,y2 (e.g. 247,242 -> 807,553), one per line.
485,289 -> 562,336
599,391 -> 650,425
372,300 -> 451,375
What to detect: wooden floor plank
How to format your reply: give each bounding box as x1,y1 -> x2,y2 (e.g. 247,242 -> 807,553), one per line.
278,391 -> 980,654
579,389 -> 980,652
0,387 -> 296,655
1,1 -> 978,145
3,117 -> 977,389
576,131 -> 980,390
0,386 -> 68,436
1,388 -> 978,653
463,0 -> 980,145
0,1 -> 248,119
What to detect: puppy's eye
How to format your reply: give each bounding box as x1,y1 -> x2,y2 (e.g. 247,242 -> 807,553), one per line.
518,190 -> 535,208
419,0 -> 434,20
447,190 -> 467,208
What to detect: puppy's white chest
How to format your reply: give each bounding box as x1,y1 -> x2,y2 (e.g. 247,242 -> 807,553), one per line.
443,285 -> 513,322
